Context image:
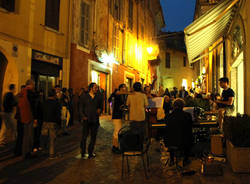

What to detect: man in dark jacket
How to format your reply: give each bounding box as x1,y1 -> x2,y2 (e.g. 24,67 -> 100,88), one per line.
164,98 -> 193,165
0,84 -> 17,146
17,79 -> 38,159
43,89 -> 61,159
79,83 -> 102,159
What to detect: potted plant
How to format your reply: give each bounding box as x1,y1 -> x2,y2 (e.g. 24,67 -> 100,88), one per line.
224,115 -> 250,173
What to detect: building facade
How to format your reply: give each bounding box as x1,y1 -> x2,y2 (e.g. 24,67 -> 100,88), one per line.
0,0 -> 72,101
70,0 -> 165,113
185,0 -> 250,115
158,32 -> 198,91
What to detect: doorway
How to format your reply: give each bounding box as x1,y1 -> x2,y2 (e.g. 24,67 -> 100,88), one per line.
32,73 -> 56,98
91,70 -> 109,113
231,52 -> 244,115
0,52 -> 7,107
0,52 -> 7,128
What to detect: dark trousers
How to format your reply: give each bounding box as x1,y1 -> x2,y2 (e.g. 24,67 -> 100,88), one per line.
33,120 -> 43,149
14,120 -> 24,155
22,122 -> 33,157
80,121 -> 99,156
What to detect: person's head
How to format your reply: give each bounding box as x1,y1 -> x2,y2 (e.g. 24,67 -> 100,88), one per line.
164,95 -> 170,103
68,88 -> 73,94
48,88 -> 56,98
25,79 -> 35,89
144,86 -> 151,94
119,84 -> 126,92
88,82 -> 98,94
21,85 -> 26,90
219,77 -> 229,89
173,98 -> 185,111
9,84 -> 16,93
55,85 -> 61,93
133,82 -> 142,92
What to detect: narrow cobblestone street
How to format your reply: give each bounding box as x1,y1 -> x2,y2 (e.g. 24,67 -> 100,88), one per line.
0,116 -> 250,184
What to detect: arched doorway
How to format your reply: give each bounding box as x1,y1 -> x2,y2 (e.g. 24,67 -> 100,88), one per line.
0,52 -> 8,107
0,52 -> 8,128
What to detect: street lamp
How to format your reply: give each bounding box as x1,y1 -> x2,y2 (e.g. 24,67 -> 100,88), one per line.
147,47 -> 153,54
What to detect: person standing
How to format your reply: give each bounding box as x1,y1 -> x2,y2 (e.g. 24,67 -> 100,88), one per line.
42,89 -> 61,159
79,83 -> 102,159
111,84 -> 129,154
60,88 -> 70,136
179,86 -> 188,98
33,89 -> 45,152
214,77 -> 235,130
126,82 -> 148,138
0,84 -> 18,146
18,79 -> 38,159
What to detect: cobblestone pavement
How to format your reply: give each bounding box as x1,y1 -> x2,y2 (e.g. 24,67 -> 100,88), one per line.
0,116 -> 250,184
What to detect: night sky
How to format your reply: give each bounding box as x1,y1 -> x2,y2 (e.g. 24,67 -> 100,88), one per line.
160,0 -> 196,32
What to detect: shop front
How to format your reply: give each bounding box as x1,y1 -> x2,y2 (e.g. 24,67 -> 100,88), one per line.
31,50 -> 62,97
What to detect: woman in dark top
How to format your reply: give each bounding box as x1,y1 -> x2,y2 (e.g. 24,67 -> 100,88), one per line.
111,84 -> 129,154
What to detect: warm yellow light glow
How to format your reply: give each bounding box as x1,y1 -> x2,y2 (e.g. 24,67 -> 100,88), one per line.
192,82 -> 195,89
202,66 -> 206,74
147,47 -> 153,54
91,70 -> 99,83
182,79 -> 188,90
99,52 -> 119,65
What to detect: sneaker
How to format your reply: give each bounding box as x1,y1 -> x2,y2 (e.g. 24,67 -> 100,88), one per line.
88,153 -> 96,159
81,153 -> 89,160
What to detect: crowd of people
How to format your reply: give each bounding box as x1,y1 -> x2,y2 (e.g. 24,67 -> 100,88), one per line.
0,80 -> 76,159
0,76 -> 234,163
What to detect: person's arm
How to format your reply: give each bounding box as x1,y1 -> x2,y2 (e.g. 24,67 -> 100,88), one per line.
215,97 -> 234,106
79,94 -> 87,120
144,94 -> 149,108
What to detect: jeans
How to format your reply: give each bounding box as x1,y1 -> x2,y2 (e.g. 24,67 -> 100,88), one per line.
43,122 -> 57,156
112,119 -> 122,147
0,112 -> 16,144
80,121 -> 99,156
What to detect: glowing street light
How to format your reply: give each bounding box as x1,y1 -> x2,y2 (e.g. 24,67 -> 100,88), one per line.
147,47 -> 153,54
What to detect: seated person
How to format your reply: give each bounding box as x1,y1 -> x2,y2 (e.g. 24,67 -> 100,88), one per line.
164,98 -> 193,165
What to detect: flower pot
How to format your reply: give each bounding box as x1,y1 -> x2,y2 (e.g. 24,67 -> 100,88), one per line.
226,140 -> 250,173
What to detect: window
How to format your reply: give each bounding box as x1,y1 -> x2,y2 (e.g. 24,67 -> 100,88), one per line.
113,24 -> 120,61
45,0 -> 60,30
183,56 -> 186,67
0,0 -> 15,12
128,0 -> 133,30
80,1 -> 90,47
165,52 -> 170,68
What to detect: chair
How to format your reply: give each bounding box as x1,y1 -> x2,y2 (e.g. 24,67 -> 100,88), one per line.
118,125 -> 150,179
164,146 -> 184,173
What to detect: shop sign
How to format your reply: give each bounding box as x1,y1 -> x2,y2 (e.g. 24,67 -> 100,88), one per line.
32,50 -> 60,65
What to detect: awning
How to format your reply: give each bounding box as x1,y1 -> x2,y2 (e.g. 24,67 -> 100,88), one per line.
184,0 -> 239,63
